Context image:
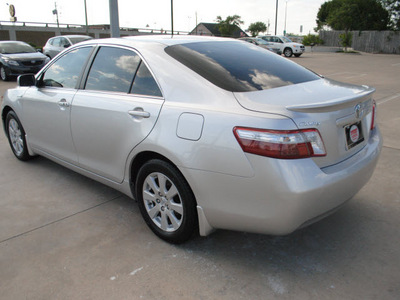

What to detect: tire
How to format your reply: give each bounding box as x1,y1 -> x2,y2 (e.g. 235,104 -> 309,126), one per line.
0,65 -> 9,81
284,47 -> 293,57
294,54 -> 302,57
135,159 -> 198,243
5,111 -> 32,161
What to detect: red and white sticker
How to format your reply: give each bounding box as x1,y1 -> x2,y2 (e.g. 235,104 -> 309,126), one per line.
350,125 -> 360,143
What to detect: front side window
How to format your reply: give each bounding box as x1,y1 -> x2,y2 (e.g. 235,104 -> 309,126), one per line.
85,46 -> 140,93
165,41 -> 320,92
42,47 -> 92,88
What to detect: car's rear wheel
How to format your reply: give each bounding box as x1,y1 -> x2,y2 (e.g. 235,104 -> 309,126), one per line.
5,111 -> 32,161
284,47 -> 293,57
0,66 -> 9,81
135,159 -> 197,243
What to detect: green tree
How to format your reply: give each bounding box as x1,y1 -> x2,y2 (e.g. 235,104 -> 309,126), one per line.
380,0 -> 400,29
248,22 -> 267,37
316,0 -> 389,31
216,15 -> 244,37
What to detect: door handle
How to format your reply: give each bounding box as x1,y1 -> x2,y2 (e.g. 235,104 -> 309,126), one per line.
58,99 -> 70,107
128,109 -> 150,118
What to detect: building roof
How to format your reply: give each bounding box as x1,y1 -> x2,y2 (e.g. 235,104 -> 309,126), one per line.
190,22 -> 248,38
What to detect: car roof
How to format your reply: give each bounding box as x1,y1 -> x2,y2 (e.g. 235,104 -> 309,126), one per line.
51,35 -> 92,39
76,35 -> 236,49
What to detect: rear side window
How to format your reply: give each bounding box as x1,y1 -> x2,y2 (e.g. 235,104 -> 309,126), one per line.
85,46 -> 162,97
52,38 -> 61,47
85,46 -> 140,93
130,62 -> 162,97
165,41 -> 319,92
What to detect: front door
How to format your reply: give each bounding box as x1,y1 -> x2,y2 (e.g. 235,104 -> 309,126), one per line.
21,46 -> 93,164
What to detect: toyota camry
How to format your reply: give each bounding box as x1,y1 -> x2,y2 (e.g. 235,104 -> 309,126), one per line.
1,36 -> 382,243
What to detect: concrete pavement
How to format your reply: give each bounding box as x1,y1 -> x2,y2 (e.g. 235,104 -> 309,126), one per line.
0,52 -> 399,299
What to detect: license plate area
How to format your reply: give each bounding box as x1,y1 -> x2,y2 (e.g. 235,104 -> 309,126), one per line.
345,121 -> 364,150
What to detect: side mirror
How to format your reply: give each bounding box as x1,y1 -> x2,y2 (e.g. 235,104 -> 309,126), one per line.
64,44 -> 70,48
17,74 -> 36,87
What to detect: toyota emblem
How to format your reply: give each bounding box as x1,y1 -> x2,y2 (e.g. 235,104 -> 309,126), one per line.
354,103 -> 363,119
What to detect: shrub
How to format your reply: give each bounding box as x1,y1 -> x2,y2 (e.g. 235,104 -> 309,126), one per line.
302,34 -> 324,46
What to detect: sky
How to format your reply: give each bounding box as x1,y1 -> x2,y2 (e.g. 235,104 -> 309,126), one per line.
0,0 -> 327,35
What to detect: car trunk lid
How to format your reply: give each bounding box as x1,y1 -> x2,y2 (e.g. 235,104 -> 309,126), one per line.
234,78 -> 375,168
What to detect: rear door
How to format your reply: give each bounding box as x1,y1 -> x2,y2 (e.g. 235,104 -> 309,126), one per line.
71,46 -> 164,183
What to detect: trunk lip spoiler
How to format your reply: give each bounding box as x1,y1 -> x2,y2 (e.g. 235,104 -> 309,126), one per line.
286,87 -> 375,112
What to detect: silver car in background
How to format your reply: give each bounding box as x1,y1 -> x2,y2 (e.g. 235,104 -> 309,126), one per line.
1,36 -> 382,243
43,35 -> 93,59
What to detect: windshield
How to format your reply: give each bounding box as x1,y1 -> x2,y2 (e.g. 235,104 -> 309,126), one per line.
280,36 -> 292,43
68,37 -> 92,44
0,42 -> 36,54
165,41 -> 319,92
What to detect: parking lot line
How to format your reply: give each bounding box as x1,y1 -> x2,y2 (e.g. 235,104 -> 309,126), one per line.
377,93 -> 400,105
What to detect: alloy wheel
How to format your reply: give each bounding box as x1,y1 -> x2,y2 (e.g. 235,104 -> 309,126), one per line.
142,172 -> 184,232
8,118 -> 24,156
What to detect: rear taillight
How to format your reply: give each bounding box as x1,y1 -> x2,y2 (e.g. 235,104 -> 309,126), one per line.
233,127 -> 326,159
370,100 -> 376,130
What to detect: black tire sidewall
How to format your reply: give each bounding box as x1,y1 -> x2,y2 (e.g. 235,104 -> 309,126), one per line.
5,111 -> 31,161
1,66 -> 8,81
284,47 -> 293,57
135,159 -> 198,244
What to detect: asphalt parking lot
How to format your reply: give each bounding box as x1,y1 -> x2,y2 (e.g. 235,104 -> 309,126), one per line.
0,51 -> 399,299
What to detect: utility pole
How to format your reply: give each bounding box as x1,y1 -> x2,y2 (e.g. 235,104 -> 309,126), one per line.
274,0 -> 278,35
84,0 -> 89,35
52,2 -> 59,28
171,0 -> 174,35
195,11 -> 198,35
109,0 -> 120,37
284,0 -> 288,36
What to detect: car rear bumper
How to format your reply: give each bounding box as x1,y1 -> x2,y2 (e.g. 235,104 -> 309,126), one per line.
183,127 -> 382,236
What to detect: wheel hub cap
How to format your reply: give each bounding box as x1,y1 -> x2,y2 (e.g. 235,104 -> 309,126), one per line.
142,172 -> 184,232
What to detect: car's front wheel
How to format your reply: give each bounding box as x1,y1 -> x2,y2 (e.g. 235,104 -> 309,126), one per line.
0,66 -> 9,81
5,111 -> 32,161
135,159 -> 198,243
283,47 -> 293,57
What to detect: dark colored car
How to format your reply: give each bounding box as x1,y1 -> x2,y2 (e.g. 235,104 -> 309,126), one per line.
0,41 -> 50,81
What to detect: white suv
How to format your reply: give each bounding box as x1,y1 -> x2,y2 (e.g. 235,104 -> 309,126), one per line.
258,35 -> 305,57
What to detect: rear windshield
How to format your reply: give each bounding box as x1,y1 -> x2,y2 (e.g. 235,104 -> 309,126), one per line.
165,41 -> 319,92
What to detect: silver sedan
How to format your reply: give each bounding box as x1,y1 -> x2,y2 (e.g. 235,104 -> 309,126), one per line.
1,36 -> 382,243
